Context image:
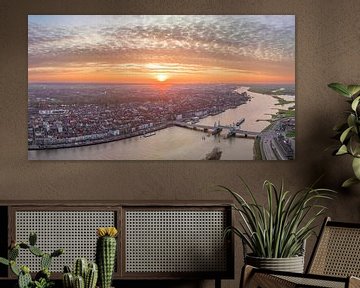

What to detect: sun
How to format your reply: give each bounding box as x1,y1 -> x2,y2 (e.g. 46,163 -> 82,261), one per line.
156,74 -> 169,82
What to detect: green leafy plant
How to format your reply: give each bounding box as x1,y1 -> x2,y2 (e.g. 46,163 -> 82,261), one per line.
328,83 -> 360,187
220,179 -> 334,258
0,232 -> 63,288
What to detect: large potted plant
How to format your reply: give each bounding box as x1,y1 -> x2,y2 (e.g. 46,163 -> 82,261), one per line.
221,179 -> 334,273
328,83 -> 360,187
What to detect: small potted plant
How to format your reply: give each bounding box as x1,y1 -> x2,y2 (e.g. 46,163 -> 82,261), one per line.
220,179 -> 334,273
0,232 -> 63,288
96,227 -> 118,288
328,83 -> 360,187
62,258 -> 98,288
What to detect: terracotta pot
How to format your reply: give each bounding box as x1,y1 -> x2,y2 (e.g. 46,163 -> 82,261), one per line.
245,254 -> 304,273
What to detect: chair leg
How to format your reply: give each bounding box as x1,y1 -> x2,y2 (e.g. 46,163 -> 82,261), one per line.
215,278 -> 221,288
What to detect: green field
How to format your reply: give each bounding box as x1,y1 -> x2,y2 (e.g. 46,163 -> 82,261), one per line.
272,95 -> 295,106
273,109 -> 295,119
286,130 -> 296,138
248,85 -> 295,96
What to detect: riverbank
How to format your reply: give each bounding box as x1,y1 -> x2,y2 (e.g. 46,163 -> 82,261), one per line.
199,88 -> 278,133
28,92 -> 250,151
253,120 -> 277,160
28,123 -> 171,151
28,125 -> 255,160
255,114 -> 295,160
246,89 -> 295,160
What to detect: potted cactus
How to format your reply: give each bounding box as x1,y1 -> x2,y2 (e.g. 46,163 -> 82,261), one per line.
0,232 -> 63,288
62,258 -> 98,288
96,227 -> 118,288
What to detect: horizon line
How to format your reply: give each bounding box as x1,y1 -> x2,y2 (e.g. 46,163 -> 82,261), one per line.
28,81 -> 296,86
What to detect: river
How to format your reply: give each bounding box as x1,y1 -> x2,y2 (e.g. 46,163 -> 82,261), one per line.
28,87 -> 292,160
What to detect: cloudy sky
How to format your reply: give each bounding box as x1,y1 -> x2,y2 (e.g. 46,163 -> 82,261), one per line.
28,15 -> 295,84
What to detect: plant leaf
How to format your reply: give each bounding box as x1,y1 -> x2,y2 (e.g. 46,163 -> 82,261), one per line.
336,144 -> 348,155
347,85 -> 360,97
351,96 -> 360,111
328,83 -> 351,97
340,126 -> 352,143
349,135 -> 360,157
347,113 -> 356,127
342,177 -> 360,187
352,157 -> 360,179
0,257 -> 9,266
10,261 -> 20,276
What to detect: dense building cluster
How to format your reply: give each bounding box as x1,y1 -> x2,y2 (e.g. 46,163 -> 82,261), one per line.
28,84 -> 250,149
274,118 -> 295,160
260,117 -> 295,160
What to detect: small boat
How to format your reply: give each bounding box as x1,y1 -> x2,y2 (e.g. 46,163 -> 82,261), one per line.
143,132 -> 156,138
212,127 -> 222,135
236,118 -> 245,126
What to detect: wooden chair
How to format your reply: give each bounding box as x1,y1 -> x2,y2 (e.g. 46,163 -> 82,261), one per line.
241,217 -> 360,288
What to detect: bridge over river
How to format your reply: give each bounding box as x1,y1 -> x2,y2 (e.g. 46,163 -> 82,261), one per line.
173,121 -> 259,139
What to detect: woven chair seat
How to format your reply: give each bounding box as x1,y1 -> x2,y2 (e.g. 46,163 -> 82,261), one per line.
241,218 -> 360,288
277,275 -> 346,288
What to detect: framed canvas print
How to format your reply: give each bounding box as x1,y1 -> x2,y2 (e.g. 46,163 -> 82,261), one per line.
28,15 -> 295,160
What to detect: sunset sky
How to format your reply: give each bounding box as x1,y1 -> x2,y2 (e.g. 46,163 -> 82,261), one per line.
28,15 -> 295,84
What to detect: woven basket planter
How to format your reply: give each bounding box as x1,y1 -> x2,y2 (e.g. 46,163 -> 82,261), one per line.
245,254 -> 305,273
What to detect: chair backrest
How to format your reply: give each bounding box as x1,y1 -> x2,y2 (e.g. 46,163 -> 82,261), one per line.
307,217 -> 360,277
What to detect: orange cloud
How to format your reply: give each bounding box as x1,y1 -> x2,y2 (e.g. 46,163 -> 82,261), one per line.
28,15 -> 295,84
